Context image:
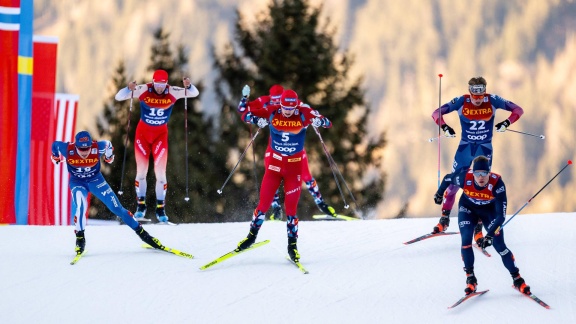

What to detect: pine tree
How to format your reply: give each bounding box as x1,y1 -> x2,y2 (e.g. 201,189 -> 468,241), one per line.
213,0 -> 386,218
93,28 -> 229,223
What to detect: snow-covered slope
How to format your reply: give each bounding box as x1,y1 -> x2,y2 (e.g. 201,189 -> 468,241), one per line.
1,213 -> 574,323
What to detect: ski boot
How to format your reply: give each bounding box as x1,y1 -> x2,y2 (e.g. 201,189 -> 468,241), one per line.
512,272 -> 531,295
134,197 -> 148,220
156,200 -> 169,223
135,225 -> 163,249
270,204 -> 283,221
317,200 -> 336,217
474,221 -> 484,245
75,230 -> 86,255
288,236 -> 300,262
464,268 -> 477,295
236,228 -> 258,251
432,210 -> 451,233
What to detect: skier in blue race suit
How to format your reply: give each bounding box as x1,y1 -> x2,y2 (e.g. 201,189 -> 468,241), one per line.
433,156 -> 531,296
431,76 -> 524,242
51,130 -> 164,255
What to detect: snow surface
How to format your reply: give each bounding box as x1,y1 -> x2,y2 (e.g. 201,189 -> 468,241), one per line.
1,213 -> 575,324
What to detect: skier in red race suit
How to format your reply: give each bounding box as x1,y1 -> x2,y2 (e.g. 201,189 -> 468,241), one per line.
235,89 -> 332,262
115,69 -> 199,223
238,84 -> 337,221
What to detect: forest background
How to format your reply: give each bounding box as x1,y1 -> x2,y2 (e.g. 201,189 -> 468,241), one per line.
33,0 -> 576,221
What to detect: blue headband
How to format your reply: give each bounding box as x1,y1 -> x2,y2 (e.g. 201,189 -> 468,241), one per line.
473,159 -> 490,171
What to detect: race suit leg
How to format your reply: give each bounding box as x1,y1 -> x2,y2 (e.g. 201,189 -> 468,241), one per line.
151,128 -> 169,201
133,122 -> 152,198
88,174 -> 139,229
283,152 -> 304,238
458,203 -> 479,270
70,179 -> 89,232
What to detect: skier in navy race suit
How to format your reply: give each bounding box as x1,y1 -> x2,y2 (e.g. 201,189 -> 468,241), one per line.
433,155 -> 531,296
51,130 -> 165,255
431,76 -> 524,244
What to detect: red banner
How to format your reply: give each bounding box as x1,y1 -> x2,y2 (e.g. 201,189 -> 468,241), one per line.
28,36 -> 58,225
0,1 -> 20,224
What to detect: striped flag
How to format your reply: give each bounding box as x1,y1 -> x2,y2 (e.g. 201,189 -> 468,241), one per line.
28,36 -> 58,225
0,2 -> 20,224
53,94 -> 79,226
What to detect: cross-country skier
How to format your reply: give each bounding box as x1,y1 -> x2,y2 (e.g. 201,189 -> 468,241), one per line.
431,76 -> 524,243
51,130 -> 164,255
115,69 -> 199,224
238,84 -> 337,221
236,89 -> 332,262
433,155 -> 531,296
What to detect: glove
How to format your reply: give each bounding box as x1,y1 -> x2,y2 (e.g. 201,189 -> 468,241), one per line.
441,124 -> 456,137
128,81 -> 136,91
495,119 -> 510,132
51,154 -> 62,165
182,77 -> 191,89
311,117 -> 323,127
104,154 -> 115,164
237,97 -> 248,113
255,117 -> 268,128
242,85 -> 251,98
480,235 -> 493,249
433,192 -> 443,205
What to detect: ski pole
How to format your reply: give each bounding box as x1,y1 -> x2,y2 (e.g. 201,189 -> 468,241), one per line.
184,83 -> 190,202
506,129 -> 545,140
436,73 -> 443,188
244,90 -> 260,196
239,85 -> 259,196
313,126 -> 359,213
217,128 -> 261,194
495,160 -> 572,234
118,88 -> 134,195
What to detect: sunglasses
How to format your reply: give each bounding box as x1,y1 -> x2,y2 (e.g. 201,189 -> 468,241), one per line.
470,94 -> 484,100
281,105 -> 296,111
473,171 -> 489,177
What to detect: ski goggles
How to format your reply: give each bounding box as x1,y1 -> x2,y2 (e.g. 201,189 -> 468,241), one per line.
153,81 -> 167,89
469,84 -> 486,94
473,170 -> 489,177
281,104 -> 297,111
270,95 -> 281,105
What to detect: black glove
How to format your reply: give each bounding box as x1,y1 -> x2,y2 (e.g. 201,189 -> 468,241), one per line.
480,235 -> 493,249
433,192 -> 443,205
495,119 -> 511,132
51,154 -> 62,165
441,124 -> 456,137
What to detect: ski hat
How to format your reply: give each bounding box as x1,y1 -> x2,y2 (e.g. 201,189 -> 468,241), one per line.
152,69 -> 168,83
75,131 -> 92,149
472,156 -> 491,172
269,84 -> 284,105
280,89 -> 299,109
